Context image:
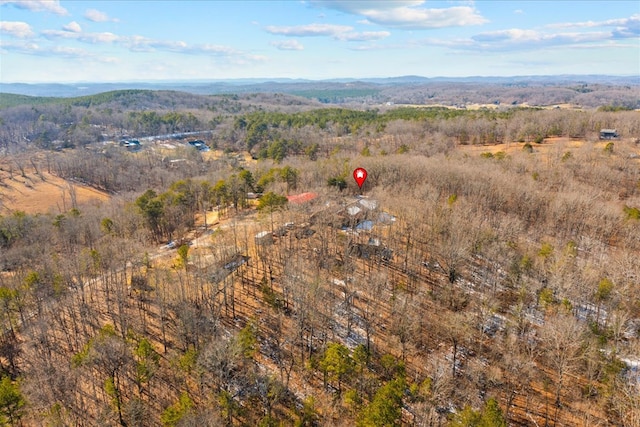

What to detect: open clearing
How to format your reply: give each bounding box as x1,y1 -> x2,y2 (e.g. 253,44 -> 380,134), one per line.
0,166 -> 110,214
458,136 -> 640,159
457,136 -> 588,155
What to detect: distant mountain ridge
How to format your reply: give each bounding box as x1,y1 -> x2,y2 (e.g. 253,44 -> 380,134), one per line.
1,75 -> 638,98
2,75 -> 639,109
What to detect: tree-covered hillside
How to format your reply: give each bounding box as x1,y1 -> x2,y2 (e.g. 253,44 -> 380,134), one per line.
0,86 -> 639,427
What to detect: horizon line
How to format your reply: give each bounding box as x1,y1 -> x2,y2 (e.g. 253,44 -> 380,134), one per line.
2,73 -> 639,86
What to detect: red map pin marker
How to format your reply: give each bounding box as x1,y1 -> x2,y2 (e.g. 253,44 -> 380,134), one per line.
353,167 -> 367,189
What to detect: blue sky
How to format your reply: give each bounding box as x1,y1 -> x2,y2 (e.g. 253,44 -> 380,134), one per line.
0,0 -> 638,82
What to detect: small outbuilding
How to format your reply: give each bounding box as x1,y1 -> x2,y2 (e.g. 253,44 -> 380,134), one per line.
188,140 -> 210,151
600,129 -> 619,140
120,139 -> 141,151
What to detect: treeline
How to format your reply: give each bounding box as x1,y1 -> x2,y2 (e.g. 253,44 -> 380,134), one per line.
0,91 -> 315,150
13,106 -> 636,198
378,82 -> 640,109
3,88 -> 639,155
0,90 -> 220,110
0,104 -> 211,150
229,107 -> 640,161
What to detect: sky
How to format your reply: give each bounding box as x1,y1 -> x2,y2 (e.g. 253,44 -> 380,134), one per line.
0,0 -> 639,83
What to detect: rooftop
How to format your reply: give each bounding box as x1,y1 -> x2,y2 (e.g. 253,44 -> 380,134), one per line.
287,192 -> 318,204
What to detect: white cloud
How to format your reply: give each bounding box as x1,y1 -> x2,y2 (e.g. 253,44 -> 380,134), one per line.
336,31 -> 390,41
121,37 -> 242,56
1,39 -> 127,65
42,28 -> 119,43
265,23 -> 353,37
421,36 -> 474,49
310,0 -> 487,29
417,14 -> 640,53
0,39 -> 92,58
265,23 -> 390,42
37,25 -> 266,65
542,14 -> 639,40
0,0 -> 67,15
84,8 -> 118,23
610,15 -> 640,39
63,21 -> 82,33
0,20 -> 35,38
347,42 -> 408,51
312,1 -> 424,13
426,28 -> 623,52
0,39 -> 40,54
363,6 -> 487,29
473,29 -> 542,43
547,14 -> 639,30
50,45 -> 89,56
200,44 -> 239,55
271,40 -> 304,51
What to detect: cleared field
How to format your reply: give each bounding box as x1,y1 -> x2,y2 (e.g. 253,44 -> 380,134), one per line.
0,168 -> 110,214
458,136 -> 582,152
458,136 -> 640,157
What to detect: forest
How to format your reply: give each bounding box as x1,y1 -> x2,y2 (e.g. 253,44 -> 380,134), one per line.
0,86 -> 639,426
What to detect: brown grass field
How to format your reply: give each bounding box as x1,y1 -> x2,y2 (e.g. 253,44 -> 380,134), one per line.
0,166 -> 110,214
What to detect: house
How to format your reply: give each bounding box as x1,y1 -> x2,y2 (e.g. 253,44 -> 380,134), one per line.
188,140 -> 210,151
599,129 -> 619,140
309,197 -> 380,230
